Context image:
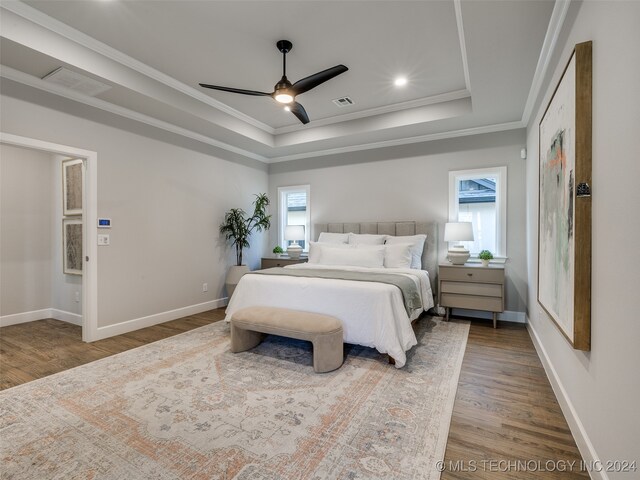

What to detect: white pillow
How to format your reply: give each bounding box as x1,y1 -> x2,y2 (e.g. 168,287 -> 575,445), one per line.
348,233 -> 387,245
383,243 -> 413,269
385,234 -> 426,269
318,244 -> 384,268
317,232 -> 349,244
307,242 -> 352,264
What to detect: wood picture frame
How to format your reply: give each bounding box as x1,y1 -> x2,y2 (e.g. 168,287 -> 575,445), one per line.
62,158 -> 83,216
538,41 -> 592,351
63,218 -> 83,276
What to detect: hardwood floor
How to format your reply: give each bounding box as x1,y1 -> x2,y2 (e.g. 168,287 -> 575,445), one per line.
0,309 -> 225,390
0,311 -> 587,478
443,318 -> 588,479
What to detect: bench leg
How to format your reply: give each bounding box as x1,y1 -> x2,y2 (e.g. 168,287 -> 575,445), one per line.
312,331 -> 343,373
230,324 -> 262,353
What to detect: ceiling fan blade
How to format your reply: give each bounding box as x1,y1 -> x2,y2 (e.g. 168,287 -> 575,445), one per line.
289,102 -> 310,124
199,84 -> 272,96
291,65 -> 348,96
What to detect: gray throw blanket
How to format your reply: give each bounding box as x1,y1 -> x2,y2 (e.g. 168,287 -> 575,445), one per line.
249,267 -> 423,316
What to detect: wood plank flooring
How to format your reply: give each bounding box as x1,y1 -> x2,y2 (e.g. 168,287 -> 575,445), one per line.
0,311 -> 587,478
0,309 -> 224,390
443,318 -> 588,479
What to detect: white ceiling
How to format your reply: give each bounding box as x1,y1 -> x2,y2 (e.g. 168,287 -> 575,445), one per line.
0,0 -> 558,163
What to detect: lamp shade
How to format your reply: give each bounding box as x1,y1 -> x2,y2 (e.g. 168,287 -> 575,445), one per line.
284,225 -> 305,241
444,222 -> 474,242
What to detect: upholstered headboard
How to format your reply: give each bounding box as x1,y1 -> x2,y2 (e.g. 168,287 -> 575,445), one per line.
313,221 -> 439,295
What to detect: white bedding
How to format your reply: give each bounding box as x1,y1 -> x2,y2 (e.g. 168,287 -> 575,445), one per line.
224,263 -> 434,368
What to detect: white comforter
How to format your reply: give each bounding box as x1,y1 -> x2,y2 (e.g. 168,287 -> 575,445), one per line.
224,263 -> 434,368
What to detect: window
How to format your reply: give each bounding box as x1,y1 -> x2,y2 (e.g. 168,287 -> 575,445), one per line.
278,185 -> 311,252
448,167 -> 507,257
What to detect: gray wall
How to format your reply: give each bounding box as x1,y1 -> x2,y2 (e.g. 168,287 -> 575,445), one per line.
525,1 -> 640,473
269,129 -> 528,313
0,144 -> 54,316
1,92 -> 269,328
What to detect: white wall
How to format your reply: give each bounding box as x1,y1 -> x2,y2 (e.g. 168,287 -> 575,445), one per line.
525,1 -> 640,476
0,144 -> 54,316
1,91 -> 269,330
269,129 -> 527,313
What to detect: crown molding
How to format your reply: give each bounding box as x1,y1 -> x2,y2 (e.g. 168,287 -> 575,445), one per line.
0,65 -> 269,162
2,64 -> 524,165
273,89 -> 471,135
268,120 -> 524,163
0,0 -> 276,134
521,0 -> 571,125
454,0 -> 472,93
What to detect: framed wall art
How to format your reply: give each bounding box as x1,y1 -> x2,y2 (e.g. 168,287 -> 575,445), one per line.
63,218 -> 83,276
62,158 -> 83,216
538,41 -> 592,351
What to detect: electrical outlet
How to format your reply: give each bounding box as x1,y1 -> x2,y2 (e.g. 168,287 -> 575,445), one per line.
75,291 -> 80,303
202,283 -> 208,292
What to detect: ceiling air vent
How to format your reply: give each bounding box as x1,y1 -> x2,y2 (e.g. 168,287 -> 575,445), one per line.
42,67 -> 111,97
332,96 -> 354,108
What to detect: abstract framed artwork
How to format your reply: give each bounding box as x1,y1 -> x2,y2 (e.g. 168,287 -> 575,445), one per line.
63,218 -> 83,276
538,41 -> 592,351
62,158 -> 83,216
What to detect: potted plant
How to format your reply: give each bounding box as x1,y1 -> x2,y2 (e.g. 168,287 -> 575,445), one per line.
220,193 -> 271,297
478,249 -> 493,267
272,245 -> 284,257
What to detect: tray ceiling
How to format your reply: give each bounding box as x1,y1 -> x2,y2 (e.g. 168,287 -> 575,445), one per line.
0,0 -> 557,163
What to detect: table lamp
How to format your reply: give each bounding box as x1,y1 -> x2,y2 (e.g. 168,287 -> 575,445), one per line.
444,222 -> 474,265
285,225 -> 305,259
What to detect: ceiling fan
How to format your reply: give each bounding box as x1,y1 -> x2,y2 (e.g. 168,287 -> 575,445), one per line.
199,40 -> 348,125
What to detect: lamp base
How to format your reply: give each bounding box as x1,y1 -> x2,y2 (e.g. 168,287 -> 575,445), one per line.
447,248 -> 470,265
287,243 -> 302,259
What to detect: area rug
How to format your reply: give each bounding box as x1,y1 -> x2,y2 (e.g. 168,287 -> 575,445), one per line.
0,316 -> 469,480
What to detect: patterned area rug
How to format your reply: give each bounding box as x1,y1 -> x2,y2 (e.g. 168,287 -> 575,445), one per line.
0,316 -> 469,480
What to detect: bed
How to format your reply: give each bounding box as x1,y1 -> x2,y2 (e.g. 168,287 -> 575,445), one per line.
224,221 -> 439,368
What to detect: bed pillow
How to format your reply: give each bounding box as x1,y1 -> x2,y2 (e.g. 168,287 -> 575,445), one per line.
383,243 -> 413,269
317,244 -> 384,268
317,232 -> 349,244
348,233 -> 387,245
307,242 -> 353,263
385,234 -> 427,269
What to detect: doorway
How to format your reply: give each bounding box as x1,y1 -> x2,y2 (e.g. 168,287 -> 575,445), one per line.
0,133 -> 97,341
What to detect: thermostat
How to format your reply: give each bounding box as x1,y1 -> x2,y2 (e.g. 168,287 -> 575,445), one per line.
97,218 -> 112,228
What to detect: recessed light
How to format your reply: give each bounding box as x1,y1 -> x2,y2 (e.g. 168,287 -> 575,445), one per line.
394,76 -> 408,87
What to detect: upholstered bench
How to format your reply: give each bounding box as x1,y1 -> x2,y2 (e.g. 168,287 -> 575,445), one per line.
230,306 -> 344,373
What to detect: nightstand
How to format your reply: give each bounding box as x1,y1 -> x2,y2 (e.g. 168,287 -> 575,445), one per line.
261,256 -> 308,269
438,263 -> 505,328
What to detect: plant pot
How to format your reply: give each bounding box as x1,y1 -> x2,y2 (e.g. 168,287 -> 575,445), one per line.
481,259 -> 490,267
225,265 -> 250,299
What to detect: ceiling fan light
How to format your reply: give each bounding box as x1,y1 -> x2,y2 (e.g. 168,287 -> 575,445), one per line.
274,91 -> 294,104
394,76 -> 408,87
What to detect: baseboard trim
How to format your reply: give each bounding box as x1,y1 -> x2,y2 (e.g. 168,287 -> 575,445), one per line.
0,308 -> 83,327
526,319 -> 605,480
92,297 -> 228,341
450,308 -> 525,323
51,309 -> 83,326
0,308 -> 51,327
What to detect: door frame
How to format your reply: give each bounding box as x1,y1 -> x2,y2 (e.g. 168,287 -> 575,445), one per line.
1,132 -> 98,341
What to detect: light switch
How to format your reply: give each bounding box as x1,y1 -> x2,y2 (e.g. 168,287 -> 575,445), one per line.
98,234 -> 110,246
